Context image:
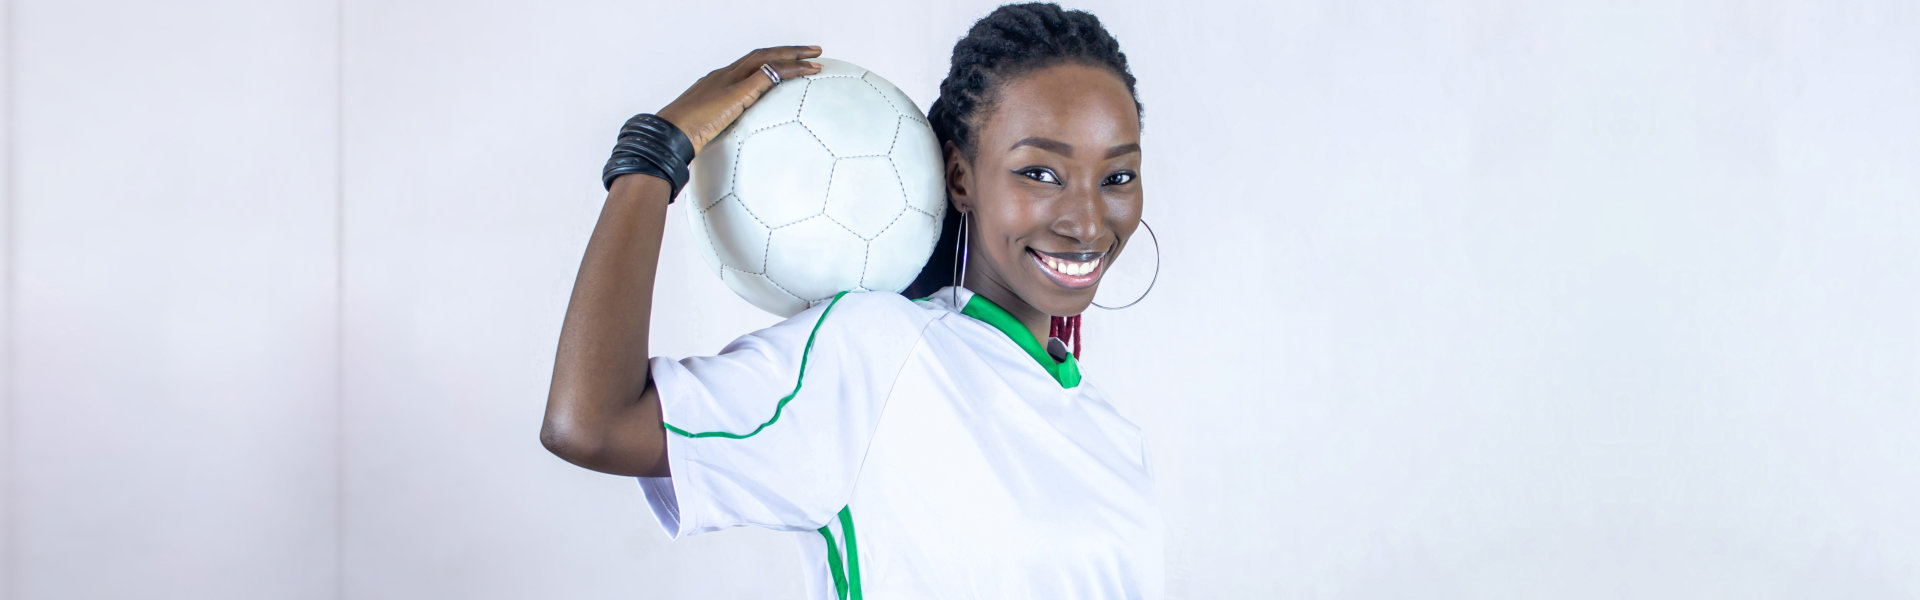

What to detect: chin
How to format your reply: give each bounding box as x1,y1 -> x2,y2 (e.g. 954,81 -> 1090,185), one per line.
1023,285 -> 1097,318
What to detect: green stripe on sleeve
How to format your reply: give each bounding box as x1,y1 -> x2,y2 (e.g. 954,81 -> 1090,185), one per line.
661,291 -> 850,439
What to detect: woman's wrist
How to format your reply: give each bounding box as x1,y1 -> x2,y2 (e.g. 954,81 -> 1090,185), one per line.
607,170 -> 675,207
602,113 -> 697,201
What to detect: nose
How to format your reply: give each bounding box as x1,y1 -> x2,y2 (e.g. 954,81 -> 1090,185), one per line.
1049,180 -> 1103,246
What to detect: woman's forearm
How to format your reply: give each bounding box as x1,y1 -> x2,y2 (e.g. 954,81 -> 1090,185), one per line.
540,47 -> 823,477
542,173 -> 672,475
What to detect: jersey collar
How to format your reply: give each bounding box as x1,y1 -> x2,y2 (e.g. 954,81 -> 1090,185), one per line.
927,286 -> 1081,389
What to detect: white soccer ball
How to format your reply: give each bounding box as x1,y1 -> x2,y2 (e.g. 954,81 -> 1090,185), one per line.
684,58 -> 947,317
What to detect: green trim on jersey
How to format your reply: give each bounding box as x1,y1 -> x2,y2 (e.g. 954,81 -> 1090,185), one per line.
840,507 -> 865,599
960,293 -> 1082,389
655,288 -> 1065,595
817,524 -> 848,598
817,506 -> 865,600
661,291 -> 851,439
650,291 -> 867,596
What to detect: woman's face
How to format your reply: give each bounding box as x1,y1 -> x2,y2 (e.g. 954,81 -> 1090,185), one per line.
947,62 -> 1143,320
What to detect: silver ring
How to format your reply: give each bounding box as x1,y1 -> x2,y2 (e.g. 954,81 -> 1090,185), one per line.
759,63 -> 781,85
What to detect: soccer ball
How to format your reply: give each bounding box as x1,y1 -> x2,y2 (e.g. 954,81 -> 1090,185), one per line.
685,58 -> 947,317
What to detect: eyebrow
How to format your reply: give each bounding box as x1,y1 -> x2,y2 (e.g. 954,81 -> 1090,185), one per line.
1008,137 -> 1141,159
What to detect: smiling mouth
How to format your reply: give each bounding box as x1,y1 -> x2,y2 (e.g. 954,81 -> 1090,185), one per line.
1029,247 -> 1108,288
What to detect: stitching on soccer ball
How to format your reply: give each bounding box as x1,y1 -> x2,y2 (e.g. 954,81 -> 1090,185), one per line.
867,196 -> 909,244
704,203 -> 769,274
885,114 -> 902,156
794,79 -> 813,122
722,264 -> 807,309
725,182 -> 774,230
820,211 -> 869,241
724,117 -> 800,200
702,215 -> 730,275
859,74 -> 904,117
739,118 -> 797,139
708,66 -> 940,309
859,236 -> 872,289
796,120 -> 837,157
760,267 -> 813,304
771,212 -> 828,230
886,153 -> 923,216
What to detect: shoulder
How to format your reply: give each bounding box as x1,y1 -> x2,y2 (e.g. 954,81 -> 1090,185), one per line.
688,292 -> 940,365
778,291 -> 946,354
811,290 -> 946,330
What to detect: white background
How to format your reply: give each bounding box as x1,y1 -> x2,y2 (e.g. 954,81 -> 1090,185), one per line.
5,0 -> 1918,598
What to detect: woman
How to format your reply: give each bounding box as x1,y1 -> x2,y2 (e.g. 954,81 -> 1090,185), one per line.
542,4 -> 1160,597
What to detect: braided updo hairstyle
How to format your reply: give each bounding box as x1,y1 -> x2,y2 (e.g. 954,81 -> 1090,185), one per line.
903,2 -> 1143,308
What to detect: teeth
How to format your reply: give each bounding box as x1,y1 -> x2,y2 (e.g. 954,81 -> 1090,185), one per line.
1037,253 -> 1100,277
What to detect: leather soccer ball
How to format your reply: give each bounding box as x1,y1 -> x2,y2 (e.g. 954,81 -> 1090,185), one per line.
684,58 -> 946,317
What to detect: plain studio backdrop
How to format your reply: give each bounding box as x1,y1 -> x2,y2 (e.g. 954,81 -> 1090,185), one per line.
3,0 -> 1917,598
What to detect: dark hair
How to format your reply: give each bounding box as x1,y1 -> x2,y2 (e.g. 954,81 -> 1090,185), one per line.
902,2 -> 1143,300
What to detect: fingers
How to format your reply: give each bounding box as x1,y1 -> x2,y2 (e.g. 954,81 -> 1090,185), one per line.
727,45 -> 823,73
765,45 -> 824,62
766,59 -> 823,84
730,58 -> 822,98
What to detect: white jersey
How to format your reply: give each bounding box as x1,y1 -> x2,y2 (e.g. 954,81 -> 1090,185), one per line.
638,286 -> 1164,599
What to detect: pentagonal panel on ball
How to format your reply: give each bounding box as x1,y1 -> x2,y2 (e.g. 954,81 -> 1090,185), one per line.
862,206 -> 942,292
720,266 -> 809,317
765,216 -> 871,303
701,193 -> 772,274
890,119 -> 947,217
798,77 -> 900,157
732,122 -> 834,229
823,156 -> 908,241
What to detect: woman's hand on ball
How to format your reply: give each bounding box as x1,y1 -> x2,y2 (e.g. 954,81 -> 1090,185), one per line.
657,45 -> 824,152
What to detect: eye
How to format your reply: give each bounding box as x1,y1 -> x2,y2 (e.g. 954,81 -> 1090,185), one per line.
1104,171 -> 1137,186
1017,168 -> 1061,185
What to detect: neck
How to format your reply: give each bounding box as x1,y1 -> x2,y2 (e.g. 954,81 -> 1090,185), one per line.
961,267 -> 1052,347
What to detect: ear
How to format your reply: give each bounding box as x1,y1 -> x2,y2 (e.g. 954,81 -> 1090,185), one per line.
943,140 -> 973,213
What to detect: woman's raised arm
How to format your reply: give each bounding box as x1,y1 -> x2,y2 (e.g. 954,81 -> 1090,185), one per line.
541,46 -> 823,477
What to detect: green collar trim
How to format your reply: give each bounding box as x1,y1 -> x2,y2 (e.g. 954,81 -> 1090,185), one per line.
959,292 -> 1081,389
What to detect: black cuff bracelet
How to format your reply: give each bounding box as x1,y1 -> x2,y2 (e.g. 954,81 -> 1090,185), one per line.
602,113 -> 697,201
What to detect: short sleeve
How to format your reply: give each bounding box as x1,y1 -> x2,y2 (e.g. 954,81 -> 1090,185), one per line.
635,292 -> 935,539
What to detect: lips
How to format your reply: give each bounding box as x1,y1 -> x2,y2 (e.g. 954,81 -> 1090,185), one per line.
1029,248 -> 1105,289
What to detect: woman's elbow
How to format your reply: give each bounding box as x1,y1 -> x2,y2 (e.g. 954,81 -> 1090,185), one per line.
540,412 -> 601,465
539,388 -> 668,477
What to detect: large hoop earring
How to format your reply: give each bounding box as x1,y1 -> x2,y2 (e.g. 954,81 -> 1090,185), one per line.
950,210 -> 969,306
1091,218 -> 1159,310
